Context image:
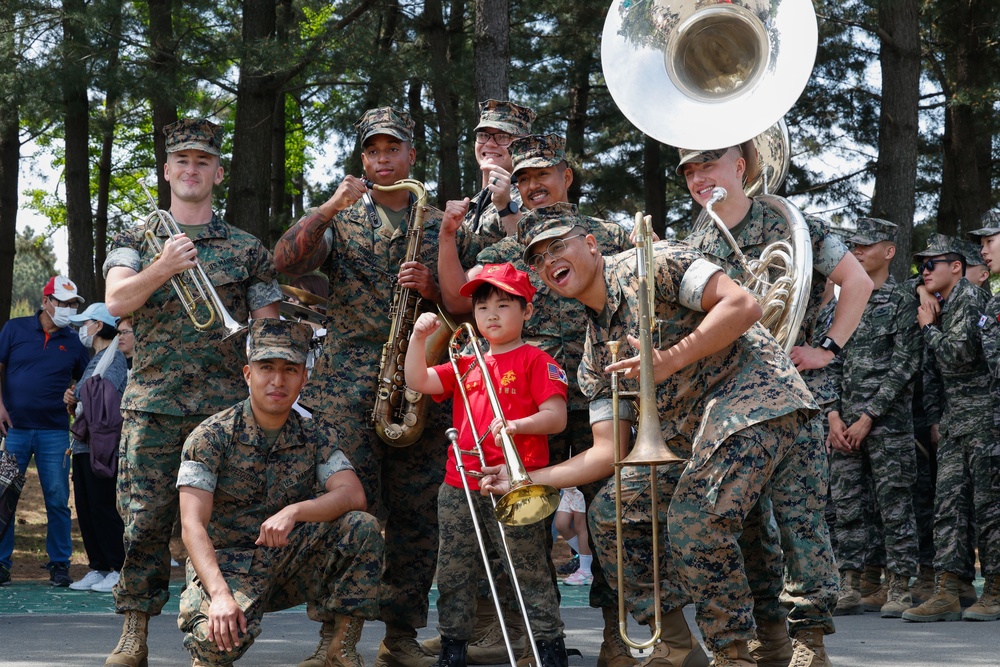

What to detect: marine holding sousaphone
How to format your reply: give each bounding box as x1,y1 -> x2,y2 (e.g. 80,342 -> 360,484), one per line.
599,0 -> 875,663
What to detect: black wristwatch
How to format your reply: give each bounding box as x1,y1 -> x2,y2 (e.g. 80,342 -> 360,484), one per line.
922,323 -> 935,335
819,336 -> 842,356
497,200 -> 520,217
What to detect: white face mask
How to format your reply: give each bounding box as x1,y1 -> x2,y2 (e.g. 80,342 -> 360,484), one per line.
51,305 -> 77,329
78,324 -> 94,348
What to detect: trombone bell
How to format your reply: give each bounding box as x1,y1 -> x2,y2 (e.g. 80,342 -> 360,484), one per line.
495,483 -> 560,527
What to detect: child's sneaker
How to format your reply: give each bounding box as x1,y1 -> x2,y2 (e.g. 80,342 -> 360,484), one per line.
562,570 -> 593,586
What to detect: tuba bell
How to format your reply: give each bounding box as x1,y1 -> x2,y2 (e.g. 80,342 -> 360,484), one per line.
600,0 -> 817,351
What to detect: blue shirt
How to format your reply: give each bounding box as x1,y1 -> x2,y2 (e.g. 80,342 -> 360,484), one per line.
0,311 -> 91,430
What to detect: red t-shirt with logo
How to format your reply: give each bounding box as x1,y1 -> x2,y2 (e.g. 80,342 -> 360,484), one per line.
432,344 -> 568,490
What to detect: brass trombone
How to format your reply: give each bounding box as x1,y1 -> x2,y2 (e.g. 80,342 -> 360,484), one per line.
446,321 -> 560,667
608,213 -> 685,649
139,182 -> 246,340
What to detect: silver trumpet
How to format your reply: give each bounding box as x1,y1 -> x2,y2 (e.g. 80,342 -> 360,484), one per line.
139,182 -> 246,340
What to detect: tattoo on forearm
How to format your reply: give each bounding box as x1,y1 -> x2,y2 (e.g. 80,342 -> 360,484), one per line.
278,213 -> 330,274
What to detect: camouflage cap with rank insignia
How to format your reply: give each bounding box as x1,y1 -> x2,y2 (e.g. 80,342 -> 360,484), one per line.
913,233 -> 961,259
675,147 -> 731,175
517,201 -> 586,262
510,134 -> 567,176
163,118 -> 223,156
847,217 -> 897,246
247,318 -> 313,364
968,209 -> 1000,239
474,100 -> 537,136
356,106 -> 414,146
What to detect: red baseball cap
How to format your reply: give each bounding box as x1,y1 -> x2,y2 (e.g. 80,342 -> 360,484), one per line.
459,263 -> 536,302
43,275 -> 85,304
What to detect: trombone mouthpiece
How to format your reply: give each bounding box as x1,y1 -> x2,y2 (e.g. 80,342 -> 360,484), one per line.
446,428 -> 459,441
710,187 -> 728,204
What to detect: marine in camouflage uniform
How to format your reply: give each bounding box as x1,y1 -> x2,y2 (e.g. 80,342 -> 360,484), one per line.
273,107 -> 487,667
679,147 -> 861,660
517,208 -> 817,661
177,319 -> 382,666
826,218 -> 921,617
903,235 -> 1000,622
103,119 -> 281,667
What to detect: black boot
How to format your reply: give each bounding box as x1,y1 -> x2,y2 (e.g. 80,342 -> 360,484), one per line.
435,636 -> 468,667
535,638 -> 568,667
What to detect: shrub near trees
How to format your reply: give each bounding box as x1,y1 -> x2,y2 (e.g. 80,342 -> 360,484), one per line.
0,0 -> 997,328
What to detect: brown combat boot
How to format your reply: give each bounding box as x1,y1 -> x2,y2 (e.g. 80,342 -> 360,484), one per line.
710,641 -> 754,667
880,571 -> 912,618
958,578 -> 979,607
901,571 -> 963,622
639,608 -> 710,667
597,606 -> 637,667
325,615 -> 366,667
860,565 -> 886,612
909,567 -> 935,603
748,620 -> 792,667
467,606 -> 525,664
788,628 -> 831,667
963,575 -> 1000,622
376,627 -> 437,667
422,598 -> 511,658
105,610 -> 150,667
298,621 -> 337,667
833,570 -> 863,616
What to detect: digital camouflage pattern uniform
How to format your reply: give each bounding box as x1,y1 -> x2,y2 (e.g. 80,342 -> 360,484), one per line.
566,239 -> 817,652
918,241 -> 1000,582
176,390 -> 382,664
478,202 -> 629,611
972,218 -> 1000,430
294,107 -> 485,636
828,218 -> 921,578
103,120 -> 281,617
684,199 -> 844,635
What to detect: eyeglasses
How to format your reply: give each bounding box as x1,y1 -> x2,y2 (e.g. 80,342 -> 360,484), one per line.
49,297 -> 78,308
117,329 -> 133,336
475,131 -> 514,147
527,234 -> 586,270
920,259 -> 951,273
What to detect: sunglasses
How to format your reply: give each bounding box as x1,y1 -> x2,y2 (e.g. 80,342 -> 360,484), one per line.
920,259 -> 952,273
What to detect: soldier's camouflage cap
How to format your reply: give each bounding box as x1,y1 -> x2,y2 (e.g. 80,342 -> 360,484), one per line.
248,318 -> 313,364
913,233 -> 961,259
518,201 -> 585,263
847,217 -> 897,246
510,134 -> 567,176
675,147 -> 731,175
956,239 -> 986,266
356,107 -> 414,145
474,100 -> 537,136
164,119 -> 223,156
968,210 -> 1000,239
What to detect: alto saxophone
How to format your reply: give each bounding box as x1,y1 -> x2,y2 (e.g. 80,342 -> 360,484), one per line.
369,178 -> 453,446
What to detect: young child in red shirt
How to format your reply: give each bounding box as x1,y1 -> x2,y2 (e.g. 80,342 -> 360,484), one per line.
404,262 -> 568,667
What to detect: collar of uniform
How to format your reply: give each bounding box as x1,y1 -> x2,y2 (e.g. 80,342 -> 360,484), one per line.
591,254 -> 626,328
869,274 -> 897,305
239,396 -> 301,452
737,199 -> 767,249
152,212 -> 229,241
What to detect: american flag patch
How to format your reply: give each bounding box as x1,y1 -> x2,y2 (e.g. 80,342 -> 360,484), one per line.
548,363 -> 568,385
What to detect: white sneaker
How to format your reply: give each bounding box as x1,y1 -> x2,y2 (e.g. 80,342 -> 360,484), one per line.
69,570 -> 107,591
91,570 -> 120,592
562,570 -> 594,586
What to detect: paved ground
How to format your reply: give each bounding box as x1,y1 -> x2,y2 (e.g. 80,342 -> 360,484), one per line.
2,581 -> 999,666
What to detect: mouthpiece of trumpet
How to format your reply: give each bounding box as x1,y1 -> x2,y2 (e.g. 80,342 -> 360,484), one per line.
711,187 -> 728,203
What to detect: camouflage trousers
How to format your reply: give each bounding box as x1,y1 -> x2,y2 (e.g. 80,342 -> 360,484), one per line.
592,411 -> 805,652
436,484 -> 563,641
740,416 -> 839,636
589,464 -> 689,629
933,429 -> 1000,577
179,512 -> 383,665
311,409 -> 444,632
115,411 -> 208,615
830,432 -> 919,576
913,432 -> 936,569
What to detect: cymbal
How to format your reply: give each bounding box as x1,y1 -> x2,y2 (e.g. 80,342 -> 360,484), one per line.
279,300 -> 327,325
280,284 -> 332,307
